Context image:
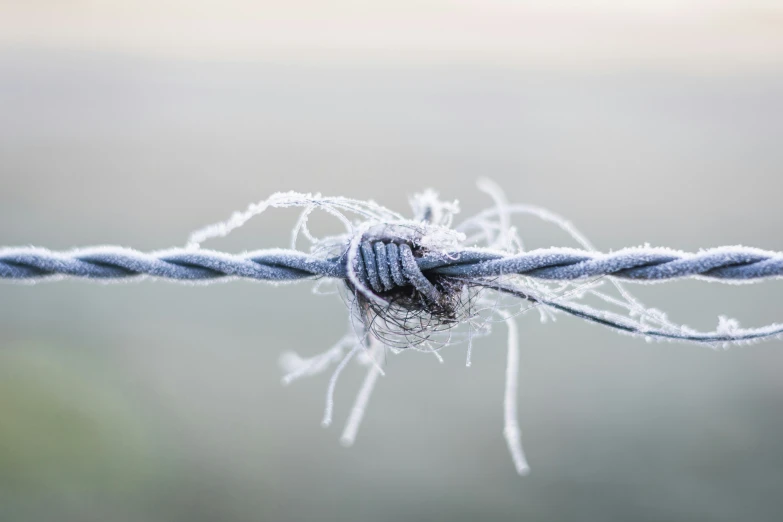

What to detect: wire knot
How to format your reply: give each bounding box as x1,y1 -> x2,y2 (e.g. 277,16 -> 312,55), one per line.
354,240 -> 440,303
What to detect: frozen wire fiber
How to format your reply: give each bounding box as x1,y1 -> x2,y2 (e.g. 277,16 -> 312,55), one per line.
181,182 -> 783,475
2,181 -> 783,475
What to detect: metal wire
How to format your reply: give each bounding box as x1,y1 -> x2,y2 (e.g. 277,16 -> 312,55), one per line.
5,185 -> 781,479
1,244 -> 782,283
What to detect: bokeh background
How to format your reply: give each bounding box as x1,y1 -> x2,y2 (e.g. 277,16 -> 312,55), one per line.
1,2 -> 782,521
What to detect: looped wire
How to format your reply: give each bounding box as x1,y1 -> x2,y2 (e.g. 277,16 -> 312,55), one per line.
354,240 -> 441,303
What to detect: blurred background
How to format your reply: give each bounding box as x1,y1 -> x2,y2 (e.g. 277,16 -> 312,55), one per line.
1,1 -> 782,521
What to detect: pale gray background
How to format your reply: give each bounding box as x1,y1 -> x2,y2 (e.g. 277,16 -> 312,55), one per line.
1,6 -> 783,520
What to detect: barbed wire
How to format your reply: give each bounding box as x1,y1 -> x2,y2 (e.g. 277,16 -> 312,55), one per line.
3,185 -> 782,477
2,244 -> 782,283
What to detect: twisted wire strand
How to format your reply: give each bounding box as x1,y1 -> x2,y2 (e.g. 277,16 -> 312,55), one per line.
1,245 -> 782,284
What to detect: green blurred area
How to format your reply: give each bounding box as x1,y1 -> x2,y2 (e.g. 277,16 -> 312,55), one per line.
0,342 -> 154,519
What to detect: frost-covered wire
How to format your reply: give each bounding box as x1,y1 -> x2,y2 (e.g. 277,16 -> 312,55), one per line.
3,184 -> 782,476
2,245 -> 783,282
